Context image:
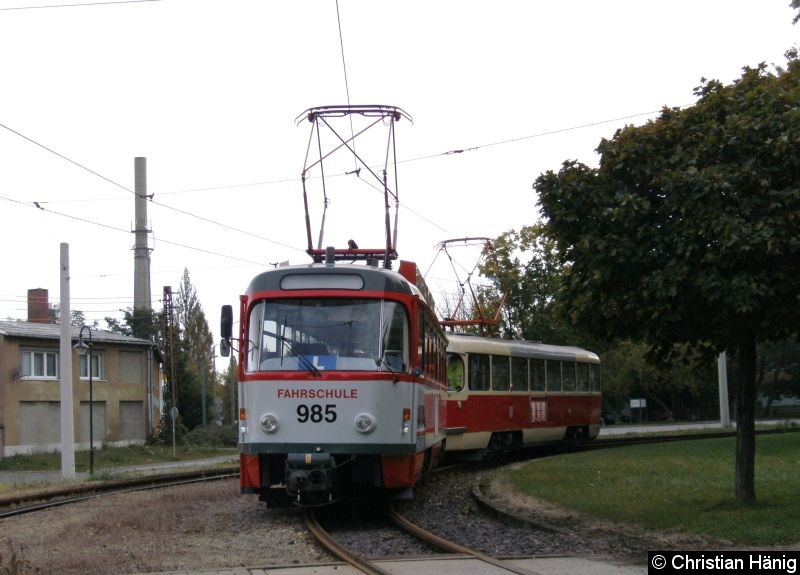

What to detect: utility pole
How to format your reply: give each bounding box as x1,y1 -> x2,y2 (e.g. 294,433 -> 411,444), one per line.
163,286 -> 177,409
163,286 -> 178,455
59,243 -> 76,478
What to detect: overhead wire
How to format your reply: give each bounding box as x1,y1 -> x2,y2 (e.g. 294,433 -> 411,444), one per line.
335,0 -> 357,171
0,121 -> 305,253
398,108 -> 675,164
0,121 -> 133,194
0,194 -> 267,266
0,105 -> 677,266
0,0 -> 162,10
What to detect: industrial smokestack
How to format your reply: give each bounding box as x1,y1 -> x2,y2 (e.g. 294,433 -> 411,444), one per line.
133,157 -> 153,312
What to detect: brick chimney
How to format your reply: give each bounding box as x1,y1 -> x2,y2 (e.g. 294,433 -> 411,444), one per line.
27,288 -> 50,323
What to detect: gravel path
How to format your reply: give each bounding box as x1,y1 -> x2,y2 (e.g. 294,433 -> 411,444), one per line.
0,464 -> 722,574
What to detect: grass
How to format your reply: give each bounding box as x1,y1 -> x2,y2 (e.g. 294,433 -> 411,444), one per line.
507,432 -> 800,545
0,444 -> 237,474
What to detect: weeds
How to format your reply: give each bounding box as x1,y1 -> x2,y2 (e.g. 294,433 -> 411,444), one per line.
0,542 -> 32,575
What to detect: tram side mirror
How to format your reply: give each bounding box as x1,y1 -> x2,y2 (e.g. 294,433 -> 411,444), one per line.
220,305 -> 233,357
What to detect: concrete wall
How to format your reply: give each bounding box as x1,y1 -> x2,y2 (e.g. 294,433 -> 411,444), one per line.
1,335 -> 159,456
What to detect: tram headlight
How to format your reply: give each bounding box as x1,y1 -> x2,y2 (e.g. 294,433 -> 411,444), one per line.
259,413 -> 279,434
354,413 -> 376,434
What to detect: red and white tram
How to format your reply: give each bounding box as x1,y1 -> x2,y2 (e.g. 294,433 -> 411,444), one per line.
444,333 -> 601,457
218,105 -> 449,506
221,254 -> 447,506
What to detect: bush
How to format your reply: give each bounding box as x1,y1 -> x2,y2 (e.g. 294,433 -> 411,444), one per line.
147,416 -> 190,447
184,424 -> 238,447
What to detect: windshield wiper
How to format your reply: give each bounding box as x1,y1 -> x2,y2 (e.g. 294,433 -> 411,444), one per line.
375,355 -> 400,383
265,329 -> 321,377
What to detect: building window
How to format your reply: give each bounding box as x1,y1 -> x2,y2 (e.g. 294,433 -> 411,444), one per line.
21,350 -> 59,379
79,353 -> 106,380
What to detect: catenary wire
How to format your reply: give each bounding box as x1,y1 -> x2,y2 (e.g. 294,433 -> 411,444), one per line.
0,121 -> 305,252
0,194 -> 267,266
0,0 -> 161,10
0,106 -> 679,262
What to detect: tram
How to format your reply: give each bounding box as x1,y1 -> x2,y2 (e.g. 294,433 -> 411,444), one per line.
219,105 -> 448,506
444,333 -> 601,457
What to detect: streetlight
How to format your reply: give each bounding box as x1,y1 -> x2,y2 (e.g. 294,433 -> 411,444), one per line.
73,325 -> 94,475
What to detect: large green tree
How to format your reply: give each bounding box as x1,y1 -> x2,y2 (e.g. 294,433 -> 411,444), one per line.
481,226 -> 719,419
535,54 -> 800,504
177,268 -> 215,428
479,224 -> 576,344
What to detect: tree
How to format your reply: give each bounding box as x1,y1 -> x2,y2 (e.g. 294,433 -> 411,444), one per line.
50,306 -> 97,328
221,355 -> 238,425
105,308 -> 161,340
535,54 -> 800,504
482,227 -> 719,420
479,225 -> 576,344
176,268 -> 215,428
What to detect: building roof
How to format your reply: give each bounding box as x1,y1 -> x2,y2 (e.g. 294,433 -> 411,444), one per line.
0,320 -> 155,348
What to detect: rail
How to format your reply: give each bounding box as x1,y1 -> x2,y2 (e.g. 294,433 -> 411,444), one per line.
304,509 -> 395,575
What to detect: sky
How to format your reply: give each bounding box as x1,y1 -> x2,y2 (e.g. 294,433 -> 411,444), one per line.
0,0 -> 797,364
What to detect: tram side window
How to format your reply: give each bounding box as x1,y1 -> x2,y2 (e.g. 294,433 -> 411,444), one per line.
545,360 -> 562,392
419,316 -> 443,380
562,361 -> 577,391
436,334 -> 447,381
246,302 -> 264,372
447,353 -> 465,391
511,356 -> 528,391
577,363 -> 590,391
469,353 -> 491,391
531,359 -> 545,391
589,363 -> 601,392
382,301 -> 409,371
491,355 -> 510,391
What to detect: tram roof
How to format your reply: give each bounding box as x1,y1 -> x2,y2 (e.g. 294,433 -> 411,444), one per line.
445,333 -> 600,363
245,261 -> 420,298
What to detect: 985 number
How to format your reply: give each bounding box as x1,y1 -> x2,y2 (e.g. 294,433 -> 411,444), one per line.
297,404 -> 337,423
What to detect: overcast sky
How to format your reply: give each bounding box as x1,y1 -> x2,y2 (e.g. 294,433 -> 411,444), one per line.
1,0 -> 797,357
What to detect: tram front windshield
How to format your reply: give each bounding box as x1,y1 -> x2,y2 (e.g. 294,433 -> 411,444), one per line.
246,298 -> 409,373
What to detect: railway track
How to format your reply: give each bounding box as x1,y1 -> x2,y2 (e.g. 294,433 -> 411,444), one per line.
4,428 -> 785,517
0,467 -> 238,519
304,508 -> 395,575
5,427 -> 791,516
307,501 -> 554,575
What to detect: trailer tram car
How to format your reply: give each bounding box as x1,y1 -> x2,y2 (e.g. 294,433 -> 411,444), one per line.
221,253 -> 447,507
444,334 -> 601,457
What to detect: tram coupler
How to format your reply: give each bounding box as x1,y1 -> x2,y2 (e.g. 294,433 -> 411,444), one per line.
285,453 -> 336,506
